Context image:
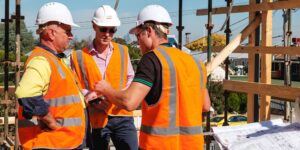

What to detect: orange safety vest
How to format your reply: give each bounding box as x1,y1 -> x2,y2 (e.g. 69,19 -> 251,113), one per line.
71,42 -> 132,128
18,47 -> 86,150
139,46 -> 206,150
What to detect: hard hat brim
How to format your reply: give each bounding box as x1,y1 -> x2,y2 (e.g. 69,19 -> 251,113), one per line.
129,26 -> 138,34
70,23 -> 80,27
35,21 -> 80,28
92,20 -> 121,27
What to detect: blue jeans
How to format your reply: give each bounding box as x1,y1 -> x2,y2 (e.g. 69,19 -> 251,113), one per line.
92,116 -> 138,150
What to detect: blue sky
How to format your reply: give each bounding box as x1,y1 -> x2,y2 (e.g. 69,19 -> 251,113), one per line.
1,0 -> 300,45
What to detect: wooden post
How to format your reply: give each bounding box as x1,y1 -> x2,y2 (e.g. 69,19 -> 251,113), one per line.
247,0 -> 257,123
260,0 -> 273,121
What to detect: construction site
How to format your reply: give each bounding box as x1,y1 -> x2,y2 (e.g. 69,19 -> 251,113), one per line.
1,0 -> 300,150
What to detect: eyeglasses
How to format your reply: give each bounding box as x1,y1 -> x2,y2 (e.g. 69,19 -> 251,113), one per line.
62,29 -> 73,36
55,27 -> 73,38
99,27 -> 117,33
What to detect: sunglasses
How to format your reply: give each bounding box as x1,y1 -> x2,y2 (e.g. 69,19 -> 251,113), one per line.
99,27 -> 117,33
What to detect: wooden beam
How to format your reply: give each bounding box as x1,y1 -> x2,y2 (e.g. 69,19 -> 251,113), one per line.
197,0 -> 300,16
0,86 -> 16,94
202,46 -> 300,55
0,117 -> 15,125
240,46 -> 300,55
247,1 -> 256,123
223,80 -> 298,101
0,100 -> 13,105
260,0 -> 273,121
206,14 -> 261,76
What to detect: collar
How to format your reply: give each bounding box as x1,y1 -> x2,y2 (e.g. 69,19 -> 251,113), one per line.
88,41 -> 114,54
37,43 -> 66,58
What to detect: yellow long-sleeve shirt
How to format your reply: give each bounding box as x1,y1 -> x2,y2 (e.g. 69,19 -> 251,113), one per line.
15,56 -> 86,108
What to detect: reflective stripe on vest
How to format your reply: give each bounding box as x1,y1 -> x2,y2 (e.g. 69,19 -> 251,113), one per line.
18,117 -> 82,128
76,44 -> 125,90
118,44 -> 125,90
76,50 -> 89,90
140,47 -> 203,136
46,95 -> 81,106
29,51 -> 66,79
192,57 -> 204,89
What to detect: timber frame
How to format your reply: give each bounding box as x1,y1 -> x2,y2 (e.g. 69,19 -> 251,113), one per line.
200,0 -> 300,122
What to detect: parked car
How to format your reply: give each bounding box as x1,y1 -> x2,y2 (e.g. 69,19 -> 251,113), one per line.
203,114 -> 247,127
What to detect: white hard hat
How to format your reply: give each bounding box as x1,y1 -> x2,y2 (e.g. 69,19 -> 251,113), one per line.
129,5 -> 172,34
92,5 -> 121,27
36,2 -> 79,27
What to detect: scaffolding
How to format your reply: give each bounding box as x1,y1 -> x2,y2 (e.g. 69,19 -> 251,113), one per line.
0,0 -> 23,149
1,0 -> 300,149
199,0 -> 300,122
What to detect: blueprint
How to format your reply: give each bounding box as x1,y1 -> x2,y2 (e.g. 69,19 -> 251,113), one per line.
212,119 -> 300,150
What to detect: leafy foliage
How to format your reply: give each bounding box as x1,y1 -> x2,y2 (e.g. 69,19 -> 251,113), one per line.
228,92 -> 241,112
0,20 -> 35,54
185,34 -> 226,51
228,92 -> 247,113
208,82 -> 247,114
208,82 -> 225,114
71,38 -> 89,50
239,92 -> 247,113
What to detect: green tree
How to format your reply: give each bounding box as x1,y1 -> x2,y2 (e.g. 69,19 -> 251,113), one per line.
238,93 -> 247,113
113,37 -> 127,45
71,38 -> 88,50
209,82 -> 225,114
228,92 -> 241,113
0,20 -> 35,54
185,34 -> 226,51
208,83 -> 247,114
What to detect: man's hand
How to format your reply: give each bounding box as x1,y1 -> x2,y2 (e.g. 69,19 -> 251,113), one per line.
85,90 -> 110,111
94,80 -> 112,94
39,112 -> 61,130
92,99 -> 110,112
85,91 -> 98,104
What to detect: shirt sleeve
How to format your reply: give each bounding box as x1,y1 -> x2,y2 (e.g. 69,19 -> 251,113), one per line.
15,56 -> 51,119
133,52 -> 156,87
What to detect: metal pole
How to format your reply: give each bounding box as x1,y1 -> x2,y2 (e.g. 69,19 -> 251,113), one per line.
206,0 -> 213,63
176,0 -> 184,49
205,0 -> 213,150
15,0 -> 21,87
253,0 -> 261,122
13,0 -> 23,148
1,0 -> 11,139
283,9 -> 292,121
114,0 -> 120,10
223,0 -> 232,126
283,9 -> 292,87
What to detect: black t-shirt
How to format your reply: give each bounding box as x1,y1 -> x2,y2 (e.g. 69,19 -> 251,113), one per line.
133,51 -> 162,105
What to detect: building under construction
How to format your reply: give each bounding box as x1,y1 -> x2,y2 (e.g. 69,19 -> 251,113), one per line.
1,0 -> 300,149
